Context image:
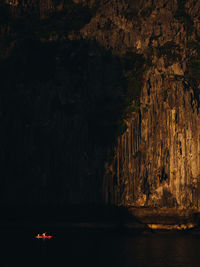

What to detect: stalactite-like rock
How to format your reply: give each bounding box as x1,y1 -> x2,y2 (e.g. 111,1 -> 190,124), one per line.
2,0 -> 200,210
80,0 -> 200,208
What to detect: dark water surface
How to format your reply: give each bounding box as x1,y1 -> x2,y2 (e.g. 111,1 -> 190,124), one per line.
2,226 -> 200,266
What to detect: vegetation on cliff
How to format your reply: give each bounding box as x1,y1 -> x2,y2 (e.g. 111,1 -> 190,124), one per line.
156,41 -> 181,66
174,0 -> 193,35
120,52 -> 146,116
184,40 -> 200,108
186,41 -> 200,83
0,0 -> 94,41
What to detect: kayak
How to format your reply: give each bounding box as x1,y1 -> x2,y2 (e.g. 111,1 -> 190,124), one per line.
35,235 -> 53,239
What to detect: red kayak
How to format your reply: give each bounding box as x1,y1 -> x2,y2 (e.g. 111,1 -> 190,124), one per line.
35,235 -> 53,239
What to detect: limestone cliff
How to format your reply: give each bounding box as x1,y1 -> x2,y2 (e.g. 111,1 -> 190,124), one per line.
76,0 -> 200,208
1,0 -> 200,209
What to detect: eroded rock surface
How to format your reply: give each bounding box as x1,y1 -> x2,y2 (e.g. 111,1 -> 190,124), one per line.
77,0 -> 200,208
1,0 -> 200,210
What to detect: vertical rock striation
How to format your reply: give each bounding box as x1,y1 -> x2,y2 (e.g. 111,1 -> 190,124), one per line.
2,0 -> 200,209
77,0 -> 200,208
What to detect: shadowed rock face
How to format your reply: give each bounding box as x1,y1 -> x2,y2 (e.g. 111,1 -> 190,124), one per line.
1,0 -> 200,209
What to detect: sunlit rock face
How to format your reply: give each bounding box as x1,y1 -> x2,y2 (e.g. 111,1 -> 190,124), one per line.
76,0 -> 200,208
104,72 -> 200,208
2,0 -> 200,208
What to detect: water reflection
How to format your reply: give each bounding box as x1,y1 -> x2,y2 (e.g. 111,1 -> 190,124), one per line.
1,228 -> 200,266
123,233 -> 200,267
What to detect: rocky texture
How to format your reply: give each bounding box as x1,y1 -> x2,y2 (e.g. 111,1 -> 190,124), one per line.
76,0 -> 200,208
2,0 -> 200,211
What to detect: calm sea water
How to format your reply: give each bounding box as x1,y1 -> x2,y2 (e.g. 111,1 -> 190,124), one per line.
2,226 -> 200,266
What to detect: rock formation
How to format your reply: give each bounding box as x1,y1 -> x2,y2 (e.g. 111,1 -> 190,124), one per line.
1,0 -> 200,210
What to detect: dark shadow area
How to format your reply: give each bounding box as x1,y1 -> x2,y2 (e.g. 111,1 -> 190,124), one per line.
0,204 -> 139,222
0,204 -> 149,235
0,37 -> 137,206
0,1 -> 148,220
